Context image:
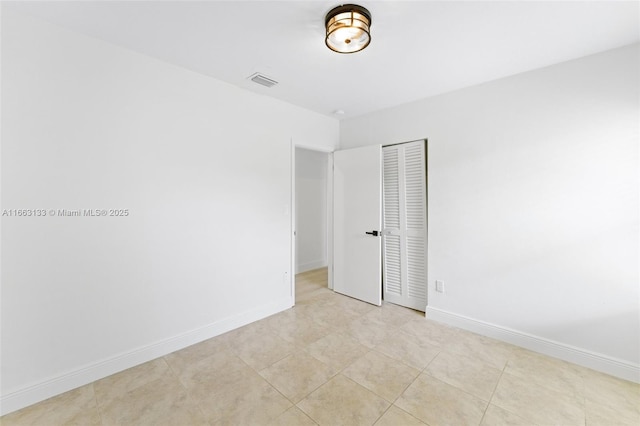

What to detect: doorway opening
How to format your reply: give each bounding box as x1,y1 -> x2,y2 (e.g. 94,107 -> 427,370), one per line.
292,145 -> 333,305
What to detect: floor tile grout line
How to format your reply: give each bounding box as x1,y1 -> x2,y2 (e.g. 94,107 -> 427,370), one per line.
420,348 -> 442,373
372,403 -> 394,425
420,370 -> 496,408
257,306 -> 373,415
369,352 -> 441,426
162,355 -> 210,424
368,347 -> 420,373
294,401 -> 321,425
389,366 -> 423,407
487,364 -> 563,426
260,379 -> 296,419
300,346 -> 346,378
257,350 -> 337,406
581,369 -> 588,426
385,402 -> 431,426
91,382 -> 107,426
478,362 -> 507,425
501,362 -> 592,409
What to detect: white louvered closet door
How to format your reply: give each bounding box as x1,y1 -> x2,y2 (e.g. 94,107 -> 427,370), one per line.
382,141 -> 427,311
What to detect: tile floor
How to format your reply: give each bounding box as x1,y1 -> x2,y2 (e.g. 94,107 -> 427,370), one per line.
2,267 -> 639,425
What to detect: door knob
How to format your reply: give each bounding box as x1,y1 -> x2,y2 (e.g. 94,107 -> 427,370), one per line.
365,230 -> 380,236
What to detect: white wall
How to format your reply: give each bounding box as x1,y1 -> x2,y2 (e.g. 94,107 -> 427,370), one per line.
0,9 -> 338,414
341,44 -> 640,380
295,148 -> 328,273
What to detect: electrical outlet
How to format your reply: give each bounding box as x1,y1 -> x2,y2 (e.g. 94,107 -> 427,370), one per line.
435,280 -> 445,293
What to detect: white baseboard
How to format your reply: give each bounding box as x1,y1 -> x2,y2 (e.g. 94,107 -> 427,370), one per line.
296,260 -> 327,274
0,297 -> 293,416
425,306 -> 640,383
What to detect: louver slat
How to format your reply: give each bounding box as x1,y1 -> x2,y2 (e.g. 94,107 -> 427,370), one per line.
406,236 -> 427,301
404,145 -> 425,231
383,149 -> 400,229
384,235 -> 402,295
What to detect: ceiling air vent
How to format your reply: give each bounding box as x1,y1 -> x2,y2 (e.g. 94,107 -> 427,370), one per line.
248,73 -> 278,88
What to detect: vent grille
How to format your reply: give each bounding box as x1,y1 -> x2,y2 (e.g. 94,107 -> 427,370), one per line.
248,73 -> 278,88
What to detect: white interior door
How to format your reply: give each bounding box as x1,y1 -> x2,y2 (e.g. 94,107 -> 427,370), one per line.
333,145 -> 382,306
382,141 -> 428,311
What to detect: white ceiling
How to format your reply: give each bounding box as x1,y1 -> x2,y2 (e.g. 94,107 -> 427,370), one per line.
6,1 -> 639,120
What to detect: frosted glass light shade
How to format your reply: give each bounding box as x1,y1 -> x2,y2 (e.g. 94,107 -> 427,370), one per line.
325,4 -> 372,54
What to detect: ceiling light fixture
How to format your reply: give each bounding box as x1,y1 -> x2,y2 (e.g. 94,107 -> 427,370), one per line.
325,4 -> 372,54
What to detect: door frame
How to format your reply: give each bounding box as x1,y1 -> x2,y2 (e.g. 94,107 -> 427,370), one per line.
290,139 -> 428,310
290,141 -> 335,306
